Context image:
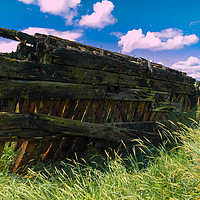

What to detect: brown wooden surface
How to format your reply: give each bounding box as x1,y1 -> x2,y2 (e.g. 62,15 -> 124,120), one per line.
0,112 -> 163,142
12,141 -> 28,173
0,27 -> 36,44
0,56 -> 194,95
0,27 -> 194,85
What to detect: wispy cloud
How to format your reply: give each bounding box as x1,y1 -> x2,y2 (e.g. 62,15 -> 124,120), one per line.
110,32 -> 123,39
18,0 -> 81,25
172,56 -> 200,80
116,28 -> 199,53
0,27 -> 83,53
22,27 -> 83,41
189,21 -> 200,27
79,0 -> 117,29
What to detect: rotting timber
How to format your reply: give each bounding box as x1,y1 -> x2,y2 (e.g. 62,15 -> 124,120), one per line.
0,27 -> 197,173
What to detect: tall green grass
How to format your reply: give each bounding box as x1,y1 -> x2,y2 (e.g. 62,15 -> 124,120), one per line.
0,118 -> 199,199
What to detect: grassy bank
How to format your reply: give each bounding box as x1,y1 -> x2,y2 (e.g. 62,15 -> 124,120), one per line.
0,120 -> 199,199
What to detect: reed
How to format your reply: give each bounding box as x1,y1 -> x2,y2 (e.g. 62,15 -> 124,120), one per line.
0,112 -> 199,199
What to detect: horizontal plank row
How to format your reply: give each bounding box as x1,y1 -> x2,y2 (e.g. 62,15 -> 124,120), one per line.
0,28 -> 195,86
36,33 -> 194,85
0,112 -> 164,141
0,80 -> 185,111
0,27 -> 36,45
0,79 -> 187,112
50,47 -> 195,85
0,56 -> 194,94
0,80 -> 107,99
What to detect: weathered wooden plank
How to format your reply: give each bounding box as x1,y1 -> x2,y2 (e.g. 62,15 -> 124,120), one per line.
12,141 -> 38,174
0,78 -> 188,112
0,28 -> 195,90
114,121 -> 161,132
106,88 -> 171,101
0,112 -> 162,141
12,141 -> 28,173
50,47 -> 195,85
36,34 -> 194,85
0,80 -> 107,99
0,28 -> 194,85
0,27 -> 36,45
0,112 -> 30,129
0,56 -> 194,94
0,79 -> 181,112
115,101 -> 128,122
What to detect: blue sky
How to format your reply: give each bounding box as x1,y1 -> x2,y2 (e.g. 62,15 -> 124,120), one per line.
1,0 -> 200,79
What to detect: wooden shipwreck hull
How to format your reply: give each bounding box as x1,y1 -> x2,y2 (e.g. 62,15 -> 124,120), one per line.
0,27 -> 197,172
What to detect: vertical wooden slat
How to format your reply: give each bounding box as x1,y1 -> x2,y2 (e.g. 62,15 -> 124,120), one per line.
12,141 -> 38,173
110,100 -> 119,123
129,101 -> 138,122
27,99 -> 36,113
134,102 -> 145,121
0,141 -> 5,159
12,141 -> 28,173
126,102 -> 132,121
142,102 -> 150,121
187,95 -> 191,110
105,100 -> 116,123
56,99 -> 66,117
70,100 -> 85,120
184,95 -> 189,111
77,100 -> 89,121
41,140 -> 55,161
7,98 -> 18,112
13,142 -> 23,151
47,99 -> 56,116
105,100 -> 112,122
60,99 -> 70,118
15,99 -> 20,113
21,99 -> 29,112
115,100 -> 128,122
81,100 -> 91,121
149,111 -> 157,121
138,102 -> 146,121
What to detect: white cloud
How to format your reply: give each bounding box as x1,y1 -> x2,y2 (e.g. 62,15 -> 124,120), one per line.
154,28 -> 183,39
18,0 -> 81,25
172,56 -> 200,80
22,27 -> 83,41
0,40 -> 19,53
117,28 -> 199,53
18,0 -> 36,4
0,27 -> 83,53
79,0 -> 117,29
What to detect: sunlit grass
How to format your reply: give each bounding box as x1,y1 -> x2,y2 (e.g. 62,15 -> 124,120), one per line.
0,112 -> 199,199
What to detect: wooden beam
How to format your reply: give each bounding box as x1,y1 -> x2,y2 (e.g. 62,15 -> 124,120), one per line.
51,47 -> 195,86
0,27 -> 36,45
0,56 -> 194,94
0,28 -> 195,86
0,80 -> 185,111
0,112 -> 163,142
114,121 -> 162,132
0,80 -> 107,99
35,33 -> 195,85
